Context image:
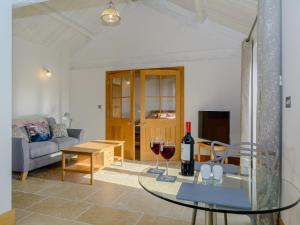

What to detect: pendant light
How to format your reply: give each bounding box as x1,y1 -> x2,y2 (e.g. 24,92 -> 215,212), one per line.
100,1 -> 121,25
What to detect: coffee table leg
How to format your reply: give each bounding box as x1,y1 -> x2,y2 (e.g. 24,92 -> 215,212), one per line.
61,153 -> 65,181
90,154 -> 94,185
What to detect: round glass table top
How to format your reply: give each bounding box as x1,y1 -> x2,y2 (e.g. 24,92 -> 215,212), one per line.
138,165 -> 300,214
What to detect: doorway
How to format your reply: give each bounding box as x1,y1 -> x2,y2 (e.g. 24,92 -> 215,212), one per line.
106,67 -> 184,161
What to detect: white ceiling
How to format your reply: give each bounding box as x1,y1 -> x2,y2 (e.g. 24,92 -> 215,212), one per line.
12,0 -> 257,56
169,0 -> 257,33
12,0 -> 48,8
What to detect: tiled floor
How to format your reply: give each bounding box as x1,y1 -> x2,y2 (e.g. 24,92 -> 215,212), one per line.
13,160 -> 251,225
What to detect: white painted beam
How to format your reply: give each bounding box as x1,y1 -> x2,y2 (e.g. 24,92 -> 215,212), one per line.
143,0 -> 199,25
12,0 -> 48,8
194,0 -> 206,23
33,4 -> 96,40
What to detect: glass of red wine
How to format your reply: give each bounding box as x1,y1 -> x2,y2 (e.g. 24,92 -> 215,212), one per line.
150,137 -> 164,173
160,140 -> 176,180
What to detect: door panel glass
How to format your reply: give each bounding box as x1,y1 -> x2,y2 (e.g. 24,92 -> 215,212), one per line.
161,75 -> 175,97
122,75 -> 131,97
161,97 -> 176,119
112,77 -> 121,98
111,74 -> 132,119
112,98 -> 121,118
145,75 -> 160,97
145,97 -> 160,119
122,97 -> 130,118
144,73 -> 177,120
161,97 -> 176,111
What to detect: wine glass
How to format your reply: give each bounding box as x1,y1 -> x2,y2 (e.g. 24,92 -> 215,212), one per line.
150,137 -> 163,173
160,140 -> 176,178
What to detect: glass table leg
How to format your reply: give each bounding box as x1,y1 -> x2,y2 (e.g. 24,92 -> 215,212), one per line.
191,209 -> 197,225
205,211 -> 217,225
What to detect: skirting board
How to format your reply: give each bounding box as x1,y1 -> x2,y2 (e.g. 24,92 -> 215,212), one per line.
0,209 -> 15,225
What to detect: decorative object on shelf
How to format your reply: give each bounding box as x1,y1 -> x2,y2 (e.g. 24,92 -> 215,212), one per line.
62,112 -> 73,128
100,1 -> 121,26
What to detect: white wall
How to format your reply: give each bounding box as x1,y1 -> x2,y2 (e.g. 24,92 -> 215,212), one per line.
69,3 -> 243,144
0,0 -> 12,215
186,59 -> 241,143
282,1 -> 300,224
70,58 -> 241,143
70,68 -> 106,141
13,36 -> 70,121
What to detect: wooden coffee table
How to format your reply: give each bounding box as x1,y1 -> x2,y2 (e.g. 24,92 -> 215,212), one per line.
61,140 -> 125,185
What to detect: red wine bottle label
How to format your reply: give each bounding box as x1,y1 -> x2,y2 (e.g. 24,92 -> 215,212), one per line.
181,144 -> 190,161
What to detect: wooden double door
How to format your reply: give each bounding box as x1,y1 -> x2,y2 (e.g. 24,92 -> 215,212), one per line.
106,68 -> 184,161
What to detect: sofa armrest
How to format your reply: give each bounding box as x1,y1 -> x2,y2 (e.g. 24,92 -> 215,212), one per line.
12,137 -> 30,172
67,129 -> 84,142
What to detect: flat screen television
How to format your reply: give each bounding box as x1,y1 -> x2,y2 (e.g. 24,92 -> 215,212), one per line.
198,111 -> 230,144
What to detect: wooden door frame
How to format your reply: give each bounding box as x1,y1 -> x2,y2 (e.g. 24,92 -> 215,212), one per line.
106,66 -> 184,159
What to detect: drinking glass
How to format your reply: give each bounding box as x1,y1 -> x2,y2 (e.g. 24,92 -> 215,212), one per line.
160,140 -> 176,177
149,137 -> 164,173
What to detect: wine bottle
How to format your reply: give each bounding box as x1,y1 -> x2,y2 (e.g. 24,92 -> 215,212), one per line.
181,121 -> 195,176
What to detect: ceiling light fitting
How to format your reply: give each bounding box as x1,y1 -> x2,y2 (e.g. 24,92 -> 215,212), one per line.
100,1 -> 121,26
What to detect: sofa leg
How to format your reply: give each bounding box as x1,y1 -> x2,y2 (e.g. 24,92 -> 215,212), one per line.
20,172 -> 28,181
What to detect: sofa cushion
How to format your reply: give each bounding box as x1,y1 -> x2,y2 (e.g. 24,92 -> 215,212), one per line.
25,120 -> 51,142
50,124 -> 68,138
29,141 -> 58,159
51,137 -> 79,150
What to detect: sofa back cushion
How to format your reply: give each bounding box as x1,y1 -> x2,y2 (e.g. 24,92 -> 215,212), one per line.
12,125 -> 29,142
46,117 -> 56,126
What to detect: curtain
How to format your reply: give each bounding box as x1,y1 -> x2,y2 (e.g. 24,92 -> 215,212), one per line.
241,40 -> 253,143
240,40 -> 253,175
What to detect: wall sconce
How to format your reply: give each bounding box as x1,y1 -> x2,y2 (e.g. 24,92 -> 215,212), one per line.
44,68 -> 52,78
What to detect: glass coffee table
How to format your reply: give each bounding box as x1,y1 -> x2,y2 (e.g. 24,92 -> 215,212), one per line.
138,165 -> 300,225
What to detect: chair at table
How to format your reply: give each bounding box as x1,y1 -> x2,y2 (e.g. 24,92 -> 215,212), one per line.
210,141 -> 278,225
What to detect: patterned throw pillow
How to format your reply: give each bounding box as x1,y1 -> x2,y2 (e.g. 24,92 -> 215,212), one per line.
26,121 -> 51,142
12,125 -> 29,142
50,124 -> 68,138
